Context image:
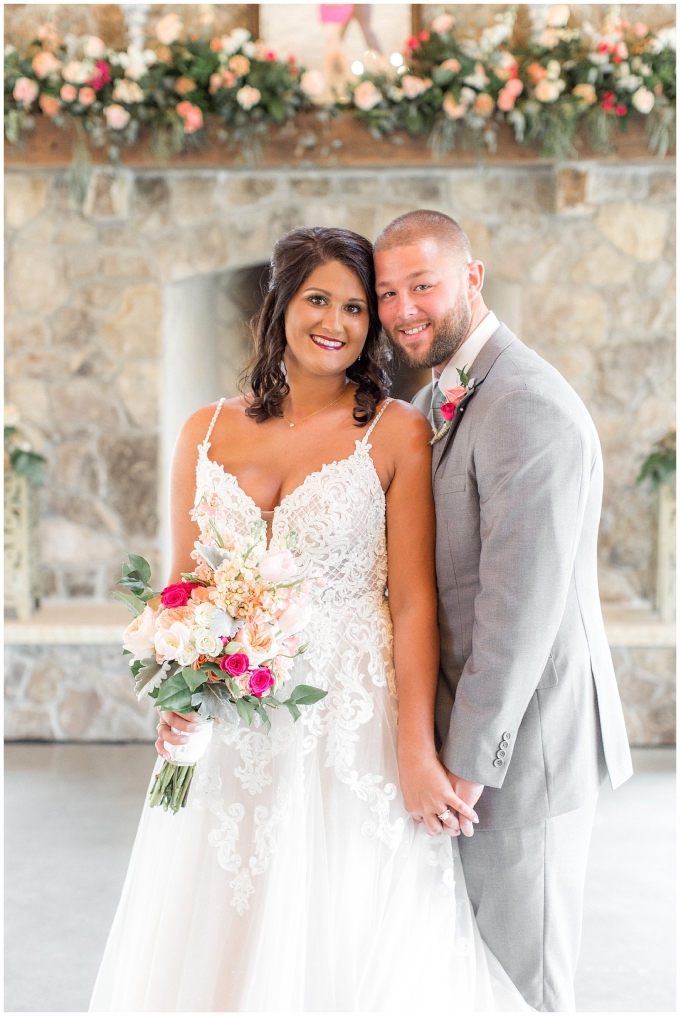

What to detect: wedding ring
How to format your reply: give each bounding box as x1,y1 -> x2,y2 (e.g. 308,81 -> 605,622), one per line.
437,808 -> 452,823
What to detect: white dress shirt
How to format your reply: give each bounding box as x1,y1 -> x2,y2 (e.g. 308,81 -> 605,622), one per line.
435,310 -> 499,393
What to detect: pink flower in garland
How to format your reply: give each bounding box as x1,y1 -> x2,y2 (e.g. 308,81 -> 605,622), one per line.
87,60 -> 112,91
176,100 -> 204,132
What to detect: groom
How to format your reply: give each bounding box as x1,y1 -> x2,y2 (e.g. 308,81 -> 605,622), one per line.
374,210 -> 633,1012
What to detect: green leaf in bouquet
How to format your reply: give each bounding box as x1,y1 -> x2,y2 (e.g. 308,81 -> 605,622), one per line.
125,553 -> 151,584
130,658 -> 144,678
155,671 -> 194,713
113,589 -> 145,616
181,666 -> 205,693
253,700 -> 271,731
287,684 -> 328,706
235,696 -> 256,725
134,659 -> 164,698
284,700 -> 302,723
191,683 -> 239,725
224,641 -> 243,655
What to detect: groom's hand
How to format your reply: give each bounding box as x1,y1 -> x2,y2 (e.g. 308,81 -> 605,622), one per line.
444,769 -> 484,837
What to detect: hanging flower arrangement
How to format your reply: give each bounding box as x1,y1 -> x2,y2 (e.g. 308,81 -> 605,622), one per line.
3,6 -> 676,161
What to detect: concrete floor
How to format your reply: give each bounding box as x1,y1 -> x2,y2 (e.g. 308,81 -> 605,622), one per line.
4,744 -> 676,1013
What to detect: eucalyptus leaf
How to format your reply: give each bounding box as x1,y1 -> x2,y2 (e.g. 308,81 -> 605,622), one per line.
191,683 -> 239,725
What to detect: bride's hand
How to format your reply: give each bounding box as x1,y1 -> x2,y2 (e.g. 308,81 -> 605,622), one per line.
155,710 -> 202,760
397,749 -> 479,837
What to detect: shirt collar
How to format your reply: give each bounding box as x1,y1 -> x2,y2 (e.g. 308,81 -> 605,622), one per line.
435,310 -> 499,392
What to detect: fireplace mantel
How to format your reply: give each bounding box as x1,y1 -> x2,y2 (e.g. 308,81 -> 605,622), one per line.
4,112 -> 674,170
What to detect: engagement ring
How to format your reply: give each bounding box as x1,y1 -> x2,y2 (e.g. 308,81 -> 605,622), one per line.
437,808 -> 452,822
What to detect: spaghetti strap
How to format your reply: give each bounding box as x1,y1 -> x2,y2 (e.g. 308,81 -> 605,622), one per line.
362,398 -> 393,444
202,397 -> 226,447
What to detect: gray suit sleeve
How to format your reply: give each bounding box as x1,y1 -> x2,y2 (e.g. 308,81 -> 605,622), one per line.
441,390 -> 590,787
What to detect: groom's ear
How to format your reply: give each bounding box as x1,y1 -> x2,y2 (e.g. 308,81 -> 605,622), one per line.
467,261 -> 485,301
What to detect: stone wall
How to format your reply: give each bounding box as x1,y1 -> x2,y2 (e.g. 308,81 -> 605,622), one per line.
5,161 -> 675,606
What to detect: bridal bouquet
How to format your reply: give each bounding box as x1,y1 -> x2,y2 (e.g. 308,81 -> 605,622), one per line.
115,520 -> 326,813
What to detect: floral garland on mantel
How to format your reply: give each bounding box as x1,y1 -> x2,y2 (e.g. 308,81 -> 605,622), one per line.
4,6 -> 676,166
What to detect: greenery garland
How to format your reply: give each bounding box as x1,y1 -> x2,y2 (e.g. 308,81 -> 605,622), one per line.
3,6 -> 676,163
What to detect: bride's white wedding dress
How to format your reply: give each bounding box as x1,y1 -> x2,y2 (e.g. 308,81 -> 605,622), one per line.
90,399 -> 529,1012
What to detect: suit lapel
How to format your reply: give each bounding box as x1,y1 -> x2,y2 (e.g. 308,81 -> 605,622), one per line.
433,324 -> 517,476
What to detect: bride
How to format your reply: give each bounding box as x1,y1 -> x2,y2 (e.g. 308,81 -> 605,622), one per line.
90,227 -> 529,1012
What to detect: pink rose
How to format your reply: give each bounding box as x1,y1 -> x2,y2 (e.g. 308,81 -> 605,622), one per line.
13,77 -> 39,108
353,80 -> 382,111
505,78 -> 523,98
443,93 -> 466,119
176,100 -> 204,132
277,602 -> 310,637
161,581 -> 200,609
220,652 -> 250,676
87,60 -> 112,90
249,667 -> 275,697
401,75 -> 431,99
32,51 -> 61,79
473,92 -> 495,117
104,103 -> 131,129
259,548 -> 297,583
441,386 -> 467,421
236,85 -> 261,111
431,14 -> 455,33
634,23 -> 648,37
282,634 -> 300,654
60,84 -> 77,102
78,86 -> 96,106
497,88 -> 515,112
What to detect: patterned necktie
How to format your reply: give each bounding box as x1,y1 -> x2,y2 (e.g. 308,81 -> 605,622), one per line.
431,384 -> 447,432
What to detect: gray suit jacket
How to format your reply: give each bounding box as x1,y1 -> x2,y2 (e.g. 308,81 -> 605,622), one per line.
413,323 -> 633,830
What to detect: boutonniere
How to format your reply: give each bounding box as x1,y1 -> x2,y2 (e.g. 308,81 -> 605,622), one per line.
429,365 -> 476,446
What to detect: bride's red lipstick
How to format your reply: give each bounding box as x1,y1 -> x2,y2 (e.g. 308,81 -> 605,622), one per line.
310,334 -> 345,350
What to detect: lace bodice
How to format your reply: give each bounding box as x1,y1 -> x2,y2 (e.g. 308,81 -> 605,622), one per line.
194,399 -> 392,612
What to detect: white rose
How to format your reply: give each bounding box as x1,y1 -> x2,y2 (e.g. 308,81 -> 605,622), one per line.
112,78 -> 144,103
300,70 -> 325,98
125,55 -> 149,81
237,85 -> 261,110
154,621 -> 191,661
62,60 -> 93,84
178,645 -> 200,667
546,5 -> 570,28
123,605 -> 158,659
193,602 -> 215,627
243,41 -> 257,58
195,630 -> 222,657
632,86 -> 655,114
83,36 -> 106,59
259,548 -> 297,583
156,13 -> 183,45
431,14 -> 455,33
164,716 -> 213,765
277,602 -> 311,637
546,59 -> 561,80
104,104 -> 131,130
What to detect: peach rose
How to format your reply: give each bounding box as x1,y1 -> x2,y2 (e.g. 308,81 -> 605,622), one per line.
104,103 -> 131,129
572,83 -> 596,105
174,76 -> 196,96
191,585 -> 215,604
83,36 -> 107,59
431,13 -> 455,33
300,69 -> 325,97
156,12 -> 183,45
123,604 -> 158,658
176,100 -> 204,132
229,54 -> 250,77
440,58 -> 461,73
32,51 -> 61,79
39,93 -> 60,116
353,80 -> 382,111
60,83 -> 77,102
497,88 -> 516,112
473,92 -> 495,116
78,86 -> 96,106
210,37 -> 223,51
235,619 -> 278,664
13,77 -> 39,108
527,62 -> 547,83
634,23 -> 648,37
156,606 -> 195,630
236,85 -> 261,110
443,93 -> 466,119
401,75 -> 431,99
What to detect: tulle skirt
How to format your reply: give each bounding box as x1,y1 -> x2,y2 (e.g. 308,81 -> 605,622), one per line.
90,605 -> 530,1012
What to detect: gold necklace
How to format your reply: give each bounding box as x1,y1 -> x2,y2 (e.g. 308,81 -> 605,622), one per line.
282,388 -> 349,429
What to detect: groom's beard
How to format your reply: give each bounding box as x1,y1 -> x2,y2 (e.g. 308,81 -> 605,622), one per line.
383,292 -> 471,371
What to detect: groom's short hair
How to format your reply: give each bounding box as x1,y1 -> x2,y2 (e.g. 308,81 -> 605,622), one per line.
374,209 -> 472,265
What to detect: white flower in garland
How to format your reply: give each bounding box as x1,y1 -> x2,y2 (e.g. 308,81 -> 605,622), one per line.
113,78 -> 144,104
300,70 -> 325,98
401,75 -> 432,99
62,60 -> 94,84
237,85 -> 261,110
222,28 -> 251,56
632,86 -> 655,114
547,5 -> 571,28
156,13 -> 183,46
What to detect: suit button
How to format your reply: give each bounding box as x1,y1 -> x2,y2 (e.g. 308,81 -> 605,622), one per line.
493,758 -> 504,768
503,732 -> 512,740
496,749 -> 506,759
499,740 -> 509,750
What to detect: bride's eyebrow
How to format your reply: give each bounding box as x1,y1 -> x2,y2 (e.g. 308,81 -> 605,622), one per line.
302,287 -> 366,304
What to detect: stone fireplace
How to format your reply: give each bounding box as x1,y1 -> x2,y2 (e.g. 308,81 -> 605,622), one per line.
4,157 -> 676,744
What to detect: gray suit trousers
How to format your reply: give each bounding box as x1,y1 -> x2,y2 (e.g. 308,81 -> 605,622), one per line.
458,798 -> 597,1012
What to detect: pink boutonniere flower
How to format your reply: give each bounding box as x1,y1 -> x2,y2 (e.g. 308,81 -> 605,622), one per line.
430,366 -> 475,446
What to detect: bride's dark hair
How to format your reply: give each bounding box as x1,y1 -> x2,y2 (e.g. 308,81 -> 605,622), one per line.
245,226 -> 390,427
